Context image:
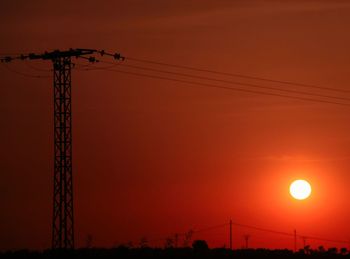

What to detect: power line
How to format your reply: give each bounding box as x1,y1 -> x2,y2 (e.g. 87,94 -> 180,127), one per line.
76,63 -> 120,70
90,60 -> 350,103
232,221 -> 349,245
1,63 -> 50,79
232,221 -> 294,237
76,66 -> 350,107
3,56 -> 350,106
73,62 -> 95,69
5,52 -> 350,105
2,51 -> 350,94
131,220 -> 350,248
193,223 -> 229,234
300,235 -> 350,245
0,52 -> 22,56
24,61 -> 52,72
125,56 -> 350,94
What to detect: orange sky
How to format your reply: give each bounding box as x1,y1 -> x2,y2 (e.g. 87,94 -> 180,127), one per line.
0,0 -> 350,251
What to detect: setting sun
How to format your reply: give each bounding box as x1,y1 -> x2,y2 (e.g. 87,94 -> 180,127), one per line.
289,179 -> 312,200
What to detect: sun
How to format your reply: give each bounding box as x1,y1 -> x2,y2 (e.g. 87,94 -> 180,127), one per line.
289,179 -> 312,200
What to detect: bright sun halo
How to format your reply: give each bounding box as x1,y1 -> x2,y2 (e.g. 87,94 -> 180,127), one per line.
289,179 -> 312,200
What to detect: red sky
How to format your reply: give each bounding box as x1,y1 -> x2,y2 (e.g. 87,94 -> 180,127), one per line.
0,0 -> 350,251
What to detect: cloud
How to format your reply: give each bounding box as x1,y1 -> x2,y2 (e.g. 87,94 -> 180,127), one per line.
248,154 -> 350,162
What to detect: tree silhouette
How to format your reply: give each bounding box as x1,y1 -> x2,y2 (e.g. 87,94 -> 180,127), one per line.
183,229 -> 194,247
164,237 -> 174,248
340,247 -> 348,255
318,245 -> 325,253
327,247 -> 338,254
1,244 -> 350,259
139,237 -> 148,248
192,240 -> 209,251
303,245 -> 311,255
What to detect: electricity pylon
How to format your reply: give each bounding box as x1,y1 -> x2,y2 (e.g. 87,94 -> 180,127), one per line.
0,49 -> 123,249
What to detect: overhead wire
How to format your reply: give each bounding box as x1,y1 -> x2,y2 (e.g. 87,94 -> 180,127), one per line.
125,56 -> 350,94
300,235 -> 349,245
1,49 -> 349,95
232,221 -> 349,245
0,52 -> 22,56
2,52 -> 350,107
75,62 -> 120,70
88,60 -> 350,103
0,63 -> 50,79
76,65 -> 350,107
231,221 -> 294,237
73,62 -> 95,70
193,221 -> 350,245
24,60 -> 52,72
193,223 -> 229,234
131,220 -> 350,248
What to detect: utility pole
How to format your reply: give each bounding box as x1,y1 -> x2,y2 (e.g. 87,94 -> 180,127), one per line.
244,235 -> 250,249
229,219 -> 232,250
0,49 -> 124,249
301,236 -> 307,248
174,233 -> 179,248
294,229 -> 297,252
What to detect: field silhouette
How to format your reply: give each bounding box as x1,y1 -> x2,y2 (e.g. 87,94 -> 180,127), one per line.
1,240 -> 349,259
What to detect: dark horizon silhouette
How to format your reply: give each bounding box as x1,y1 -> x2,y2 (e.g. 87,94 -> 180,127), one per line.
1,240 -> 350,259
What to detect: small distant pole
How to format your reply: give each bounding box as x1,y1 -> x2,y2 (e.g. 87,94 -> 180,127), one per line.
302,236 -> 307,248
174,233 -> 178,248
294,229 -> 297,252
244,235 -> 250,249
230,219 -> 233,250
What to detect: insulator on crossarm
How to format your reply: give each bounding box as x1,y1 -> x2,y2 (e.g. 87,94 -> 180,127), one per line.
4,57 -> 12,63
88,56 -> 98,63
113,53 -> 125,61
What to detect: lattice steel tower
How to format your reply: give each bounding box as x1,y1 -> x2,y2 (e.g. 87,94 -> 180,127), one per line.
28,49 -> 97,249
52,56 -> 74,249
0,48 -> 123,249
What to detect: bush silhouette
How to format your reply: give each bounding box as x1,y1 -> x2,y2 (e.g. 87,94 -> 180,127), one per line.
192,240 -> 209,251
